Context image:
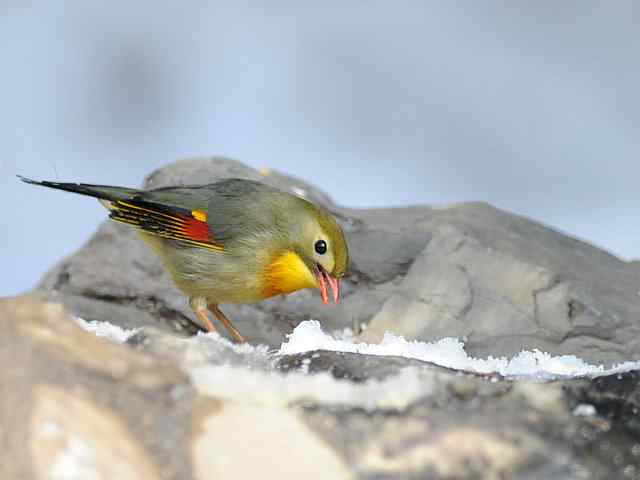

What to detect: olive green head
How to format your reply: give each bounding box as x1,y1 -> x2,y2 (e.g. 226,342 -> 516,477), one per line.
311,207 -> 349,278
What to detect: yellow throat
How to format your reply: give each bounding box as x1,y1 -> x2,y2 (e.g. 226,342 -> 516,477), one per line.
262,251 -> 317,298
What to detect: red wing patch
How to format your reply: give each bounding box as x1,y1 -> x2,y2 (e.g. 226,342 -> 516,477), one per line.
183,215 -> 210,242
109,200 -> 223,252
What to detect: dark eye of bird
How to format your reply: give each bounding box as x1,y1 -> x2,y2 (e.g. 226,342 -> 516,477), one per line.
315,239 -> 327,255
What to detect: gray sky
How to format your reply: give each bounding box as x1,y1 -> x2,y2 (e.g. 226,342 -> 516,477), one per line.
3,2 -> 640,296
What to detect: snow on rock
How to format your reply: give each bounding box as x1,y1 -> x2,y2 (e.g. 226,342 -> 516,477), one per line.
572,404 -> 597,417
73,316 -> 640,381
49,435 -> 98,480
279,320 -> 640,380
36,421 -> 98,480
73,318 -> 138,343
195,331 -> 272,357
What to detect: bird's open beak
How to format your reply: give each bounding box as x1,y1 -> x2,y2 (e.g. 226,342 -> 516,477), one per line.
315,264 -> 340,304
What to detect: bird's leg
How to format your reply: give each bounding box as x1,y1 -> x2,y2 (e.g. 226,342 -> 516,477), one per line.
208,303 -> 246,344
190,297 -> 217,333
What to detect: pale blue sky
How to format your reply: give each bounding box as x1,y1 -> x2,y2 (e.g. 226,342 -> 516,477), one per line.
3,2 -> 640,295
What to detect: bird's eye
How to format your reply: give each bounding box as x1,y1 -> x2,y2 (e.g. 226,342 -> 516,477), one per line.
315,239 -> 327,255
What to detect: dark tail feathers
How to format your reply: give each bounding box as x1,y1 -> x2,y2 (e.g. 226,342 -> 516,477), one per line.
18,175 -> 141,202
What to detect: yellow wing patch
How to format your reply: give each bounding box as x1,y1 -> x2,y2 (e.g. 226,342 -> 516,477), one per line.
192,209 -> 207,222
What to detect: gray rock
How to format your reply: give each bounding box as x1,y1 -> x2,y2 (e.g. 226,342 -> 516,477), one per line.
565,370 -> 640,437
123,322 -> 640,479
275,349 -> 451,382
276,348 -> 640,480
359,209 -> 640,367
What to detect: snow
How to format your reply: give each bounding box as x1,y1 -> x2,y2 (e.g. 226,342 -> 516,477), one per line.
278,320 -> 640,380
196,331 -> 272,356
73,317 -> 138,343
49,436 -> 98,480
73,317 -> 640,381
572,404 -> 597,417
36,421 -> 98,480
70,317 -> 640,411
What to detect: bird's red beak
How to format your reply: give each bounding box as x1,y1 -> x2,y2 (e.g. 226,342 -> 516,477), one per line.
315,264 -> 340,305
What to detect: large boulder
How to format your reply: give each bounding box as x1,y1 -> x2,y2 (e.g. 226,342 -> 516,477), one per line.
358,216 -> 640,366
34,156 -> 640,366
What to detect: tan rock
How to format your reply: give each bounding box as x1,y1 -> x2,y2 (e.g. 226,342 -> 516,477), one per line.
360,427 -> 526,480
30,385 -> 161,480
1,296 -> 184,388
191,398 -> 352,480
0,296 -> 194,480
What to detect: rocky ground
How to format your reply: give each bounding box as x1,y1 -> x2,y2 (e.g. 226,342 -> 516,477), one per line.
3,157 -> 640,479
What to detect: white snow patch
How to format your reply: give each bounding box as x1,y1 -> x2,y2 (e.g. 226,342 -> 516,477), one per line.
35,421 -> 98,480
73,317 -> 640,381
50,436 -> 98,480
572,404 -> 597,417
278,320 -> 640,380
73,318 -> 138,343
195,331 -> 272,357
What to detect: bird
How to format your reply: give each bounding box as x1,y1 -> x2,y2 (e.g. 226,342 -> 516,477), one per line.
19,175 -> 349,343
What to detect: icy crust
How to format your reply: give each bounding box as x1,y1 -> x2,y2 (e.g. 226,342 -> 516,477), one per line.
73,317 -> 139,343
74,317 -> 640,381
280,321 -> 640,380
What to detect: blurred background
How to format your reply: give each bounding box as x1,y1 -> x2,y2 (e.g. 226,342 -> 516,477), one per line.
2,2 -> 640,296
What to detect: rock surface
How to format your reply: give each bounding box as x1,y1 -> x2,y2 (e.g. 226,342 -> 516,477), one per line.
2,296 -> 640,480
33,156 -> 640,366
5,157 -> 640,479
0,297 -> 193,480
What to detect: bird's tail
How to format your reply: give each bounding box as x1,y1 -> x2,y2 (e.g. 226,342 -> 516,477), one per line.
18,176 -> 142,203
